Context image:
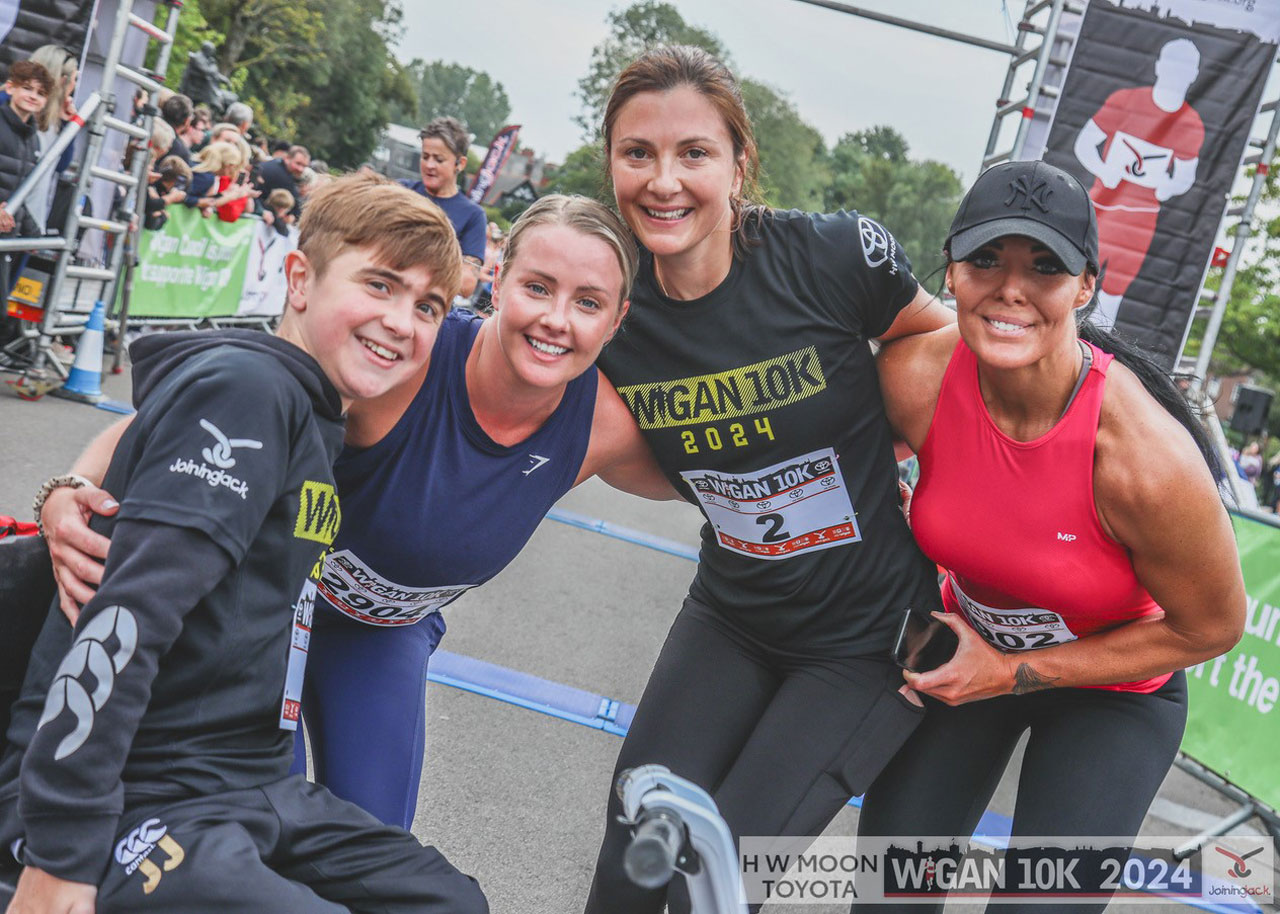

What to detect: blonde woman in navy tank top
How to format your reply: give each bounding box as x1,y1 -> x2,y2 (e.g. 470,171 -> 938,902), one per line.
35,193 -> 681,833
860,160 -> 1245,914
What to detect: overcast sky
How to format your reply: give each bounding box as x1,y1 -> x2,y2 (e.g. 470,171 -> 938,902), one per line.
396,0 -> 1020,183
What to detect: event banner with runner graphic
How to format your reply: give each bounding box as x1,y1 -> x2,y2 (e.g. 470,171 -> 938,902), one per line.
122,205 -> 292,320
1183,511 -> 1280,813
1032,0 -> 1280,367
0,0 -> 96,71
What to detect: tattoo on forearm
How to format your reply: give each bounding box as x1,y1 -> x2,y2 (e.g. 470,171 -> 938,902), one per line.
1012,663 -> 1061,695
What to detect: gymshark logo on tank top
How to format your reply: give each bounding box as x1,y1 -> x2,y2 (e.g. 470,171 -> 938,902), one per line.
615,346 -> 828,430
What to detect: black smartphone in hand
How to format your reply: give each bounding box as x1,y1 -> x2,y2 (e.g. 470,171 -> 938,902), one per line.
891,606 -> 959,673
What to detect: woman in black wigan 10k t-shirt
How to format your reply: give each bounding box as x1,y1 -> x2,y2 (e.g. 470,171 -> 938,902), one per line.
583,46 -> 955,914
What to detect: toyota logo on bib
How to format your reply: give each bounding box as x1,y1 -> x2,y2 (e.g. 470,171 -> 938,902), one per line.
858,216 -> 890,268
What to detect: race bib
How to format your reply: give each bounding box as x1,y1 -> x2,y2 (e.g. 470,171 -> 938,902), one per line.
1104,129 -> 1177,189
279,578 -> 317,730
950,576 -> 1078,652
680,447 -> 859,561
316,549 -> 475,626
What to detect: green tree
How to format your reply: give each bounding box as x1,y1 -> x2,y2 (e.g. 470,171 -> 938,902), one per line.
159,0 -> 404,166
394,60 -> 512,144
740,79 -> 828,210
575,0 -> 728,137
542,144 -> 610,203
825,128 -> 962,282
1186,165 -> 1280,384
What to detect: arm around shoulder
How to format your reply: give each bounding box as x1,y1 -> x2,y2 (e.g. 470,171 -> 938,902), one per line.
875,323 -> 958,453
577,377 -> 680,501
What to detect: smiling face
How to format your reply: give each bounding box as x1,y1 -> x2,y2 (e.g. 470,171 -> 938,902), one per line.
949,235 -> 1096,371
5,79 -> 49,121
419,136 -> 463,197
490,223 -> 628,390
280,246 -> 449,409
608,86 -> 743,275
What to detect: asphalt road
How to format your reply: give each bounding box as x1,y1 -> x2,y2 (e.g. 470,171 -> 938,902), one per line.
0,359 -> 1272,914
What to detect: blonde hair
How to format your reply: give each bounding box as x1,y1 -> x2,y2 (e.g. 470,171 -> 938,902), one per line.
299,172 -> 463,300
28,46 -> 77,132
503,194 -> 637,308
148,118 -> 175,161
265,188 -> 295,213
194,141 -> 241,175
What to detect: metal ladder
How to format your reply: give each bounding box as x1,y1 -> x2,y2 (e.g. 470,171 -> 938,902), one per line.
979,0 -> 1079,169
9,0 -> 183,398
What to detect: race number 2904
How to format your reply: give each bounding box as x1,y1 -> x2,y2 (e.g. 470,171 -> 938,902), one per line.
680,447 -> 859,561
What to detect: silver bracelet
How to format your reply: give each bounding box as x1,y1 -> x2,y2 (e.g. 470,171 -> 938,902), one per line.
32,474 -> 92,536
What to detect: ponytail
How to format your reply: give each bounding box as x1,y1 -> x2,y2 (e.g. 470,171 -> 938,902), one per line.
1075,300 -> 1224,482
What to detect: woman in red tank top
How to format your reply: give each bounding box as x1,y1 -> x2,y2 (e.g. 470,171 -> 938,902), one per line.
857,161 -> 1246,914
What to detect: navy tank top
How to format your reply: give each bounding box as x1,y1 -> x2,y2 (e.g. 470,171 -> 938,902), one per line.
315,310 -> 598,626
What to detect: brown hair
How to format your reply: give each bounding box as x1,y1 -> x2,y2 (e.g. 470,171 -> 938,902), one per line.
503,194 -> 638,309
298,171 -> 463,300
419,116 -> 469,160
602,45 -> 767,253
5,60 -> 54,100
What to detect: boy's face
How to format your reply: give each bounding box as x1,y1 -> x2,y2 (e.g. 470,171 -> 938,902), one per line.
6,80 -> 48,120
282,246 -> 449,409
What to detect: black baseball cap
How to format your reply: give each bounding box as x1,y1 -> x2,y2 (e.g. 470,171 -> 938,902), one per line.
946,160 -> 1099,275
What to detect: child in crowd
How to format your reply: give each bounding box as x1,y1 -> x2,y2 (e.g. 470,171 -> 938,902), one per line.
144,155 -> 192,231
0,61 -> 54,237
265,188 -> 295,236
0,173 -> 487,914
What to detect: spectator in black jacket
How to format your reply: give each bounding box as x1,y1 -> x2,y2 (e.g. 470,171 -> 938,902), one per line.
0,61 -> 54,237
256,144 -> 309,219
160,93 -> 196,165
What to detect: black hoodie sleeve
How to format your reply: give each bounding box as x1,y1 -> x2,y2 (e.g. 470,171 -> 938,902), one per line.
116,349 -> 301,563
15,350 -> 309,884
16,519 -> 233,884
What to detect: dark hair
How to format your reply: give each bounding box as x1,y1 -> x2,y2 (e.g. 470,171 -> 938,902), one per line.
271,139 -> 291,154
602,45 -> 768,256
161,93 -> 193,129
5,60 -> 54,96
420,116 -> 469,160
1073,296 -> 1223,480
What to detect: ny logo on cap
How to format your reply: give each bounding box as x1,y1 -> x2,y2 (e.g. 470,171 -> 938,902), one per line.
1004,175 -> 1052,213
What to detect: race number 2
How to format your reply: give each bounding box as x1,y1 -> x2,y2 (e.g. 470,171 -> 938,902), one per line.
317,549 -> 475,626
949,575 -> 1078,651
680,447 -> 859,560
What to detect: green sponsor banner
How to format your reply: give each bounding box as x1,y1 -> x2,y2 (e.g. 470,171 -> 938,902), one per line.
125,205 -> 253,319
1183,510 -> 1280,812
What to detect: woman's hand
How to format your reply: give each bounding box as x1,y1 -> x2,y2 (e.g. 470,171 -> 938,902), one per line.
41,483 -> 117,625
902,612 -> 1018,705
5,866 -> 96,914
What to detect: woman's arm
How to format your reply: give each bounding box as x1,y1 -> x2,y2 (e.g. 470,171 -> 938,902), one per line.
576,377 -> 680,501
907,366 -> 1246,704
875,323 -> 959,453
876,286 -> 955,344
39,417 -> 131,622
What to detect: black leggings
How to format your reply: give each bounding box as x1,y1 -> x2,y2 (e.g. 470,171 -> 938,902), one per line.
856,670 -> 1188,914
584,595 -> 924,914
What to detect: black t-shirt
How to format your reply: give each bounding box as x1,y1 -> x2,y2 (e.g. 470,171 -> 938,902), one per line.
0,332 -> 344,883
598,210 -> 937,656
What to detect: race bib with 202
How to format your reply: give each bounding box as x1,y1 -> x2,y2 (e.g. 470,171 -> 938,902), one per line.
680,447 -> 860,560
316,549 -> 475,626
949,575 -> 1078,652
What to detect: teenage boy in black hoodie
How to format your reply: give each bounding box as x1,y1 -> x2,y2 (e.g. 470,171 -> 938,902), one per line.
0,60 -> 52,238
0,172 -> 488,914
